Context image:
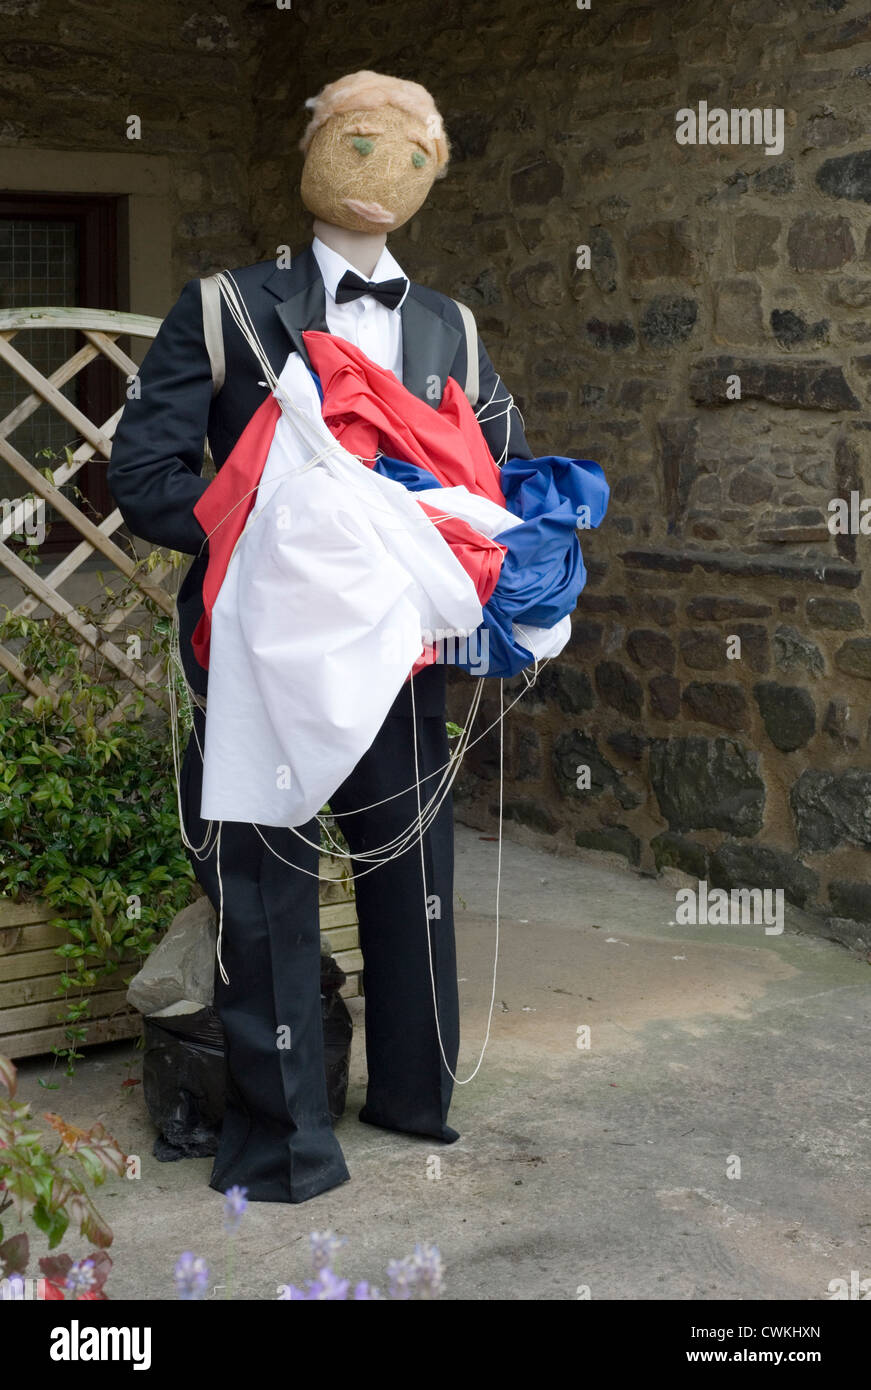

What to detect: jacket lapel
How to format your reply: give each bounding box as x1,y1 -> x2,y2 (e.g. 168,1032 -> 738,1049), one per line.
266,246 -> 328,370
400,290 -> 462,405
265,244 -> 462,405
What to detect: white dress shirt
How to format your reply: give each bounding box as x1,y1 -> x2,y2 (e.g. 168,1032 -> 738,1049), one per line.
311,235 -> 409,383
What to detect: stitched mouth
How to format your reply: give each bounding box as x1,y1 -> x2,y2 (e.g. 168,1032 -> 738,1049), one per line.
341,197 -> 395,225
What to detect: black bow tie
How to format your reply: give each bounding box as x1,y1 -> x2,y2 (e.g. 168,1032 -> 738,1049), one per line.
334,269 -> 407,310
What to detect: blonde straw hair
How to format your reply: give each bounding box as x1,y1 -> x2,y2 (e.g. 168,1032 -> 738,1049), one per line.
300,70 -> 450,174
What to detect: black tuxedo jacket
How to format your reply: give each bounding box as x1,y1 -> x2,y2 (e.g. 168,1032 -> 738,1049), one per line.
107,244 -> 533,703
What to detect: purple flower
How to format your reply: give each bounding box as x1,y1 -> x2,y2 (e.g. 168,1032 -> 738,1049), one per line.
174,1251 -> 210,1300
276,1233 -> 442,1302
352,1280 -> 383,1300
386,1256 -> 414,1301
223,1185 -> 248,1235
308,1268 -> 350,1300
410,1243 -> 443,1300
65,1258 -> 96,1298
387,1243 -> 443,1300
279,1267 -> 350,1300
309,1229 -> 346,1272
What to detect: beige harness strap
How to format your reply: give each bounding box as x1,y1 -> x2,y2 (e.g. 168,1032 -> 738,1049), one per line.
451,298 -> 479,406
200,274 -> 226,396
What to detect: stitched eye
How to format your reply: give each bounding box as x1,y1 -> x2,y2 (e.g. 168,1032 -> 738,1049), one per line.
352,137 -> 374,155
411,151 -> 427,168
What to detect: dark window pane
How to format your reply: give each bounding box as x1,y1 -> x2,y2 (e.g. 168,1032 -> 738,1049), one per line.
0,217 -> 80,511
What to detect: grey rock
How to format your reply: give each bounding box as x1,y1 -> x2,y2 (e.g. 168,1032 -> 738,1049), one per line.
651,832 -> 709,878
754,682 -> 816,751
649,736 -> 765,836
751,161 -> 796,194
790,768 -> 871,849
787,213 -> 855,270
829,879 -> 871,921
640,295 -> 698,348
585,317 -> 636,350
816,148 -> 871,203
681,681 -> 748,731
535,662 -> 595,714
687,594 -> 773,621
574,826 -> 641,865
806,596 -> 863,629
590,225 -> 618,294
627,628 -> 675,671
127,894 -> 217,1015
822,699 -> 862,748
649,674 -> 681,720
822,917 -> 870,951
773,625 -> 825,677
709,841 -> 819,909
689,355 -> 861,410
595,660 -> 644,718
553,730 -> 641,809
495,799 -> 560,834
771,309 -> 829,347
834,637 -> 871,679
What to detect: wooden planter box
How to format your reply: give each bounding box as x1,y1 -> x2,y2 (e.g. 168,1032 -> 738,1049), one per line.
0,857 -> 360,1061
318,854 -> 363,1000
0,899 -> 140,1061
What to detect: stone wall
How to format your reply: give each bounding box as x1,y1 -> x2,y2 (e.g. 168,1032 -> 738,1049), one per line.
432,0 -> 871,948
2,0 -> 871,944
247,0 -> 871,948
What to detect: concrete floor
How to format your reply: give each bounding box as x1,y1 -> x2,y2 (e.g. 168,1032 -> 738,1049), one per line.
11,825 -> 871,1301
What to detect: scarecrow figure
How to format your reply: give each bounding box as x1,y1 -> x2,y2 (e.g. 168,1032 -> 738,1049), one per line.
108,71 -> 607,1204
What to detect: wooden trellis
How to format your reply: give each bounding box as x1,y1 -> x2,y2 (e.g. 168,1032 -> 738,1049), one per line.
0,306 -> 181,728
0,309 -> 366,1040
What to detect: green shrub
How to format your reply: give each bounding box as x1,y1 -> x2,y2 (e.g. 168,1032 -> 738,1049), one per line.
0,558 -> 197,1074
0,1052 -> 124,1289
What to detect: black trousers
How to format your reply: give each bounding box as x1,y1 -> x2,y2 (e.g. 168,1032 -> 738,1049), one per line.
178,665 -> 461,1204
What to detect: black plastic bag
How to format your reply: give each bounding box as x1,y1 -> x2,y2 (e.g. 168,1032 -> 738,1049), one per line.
143,955 -> 353,1161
